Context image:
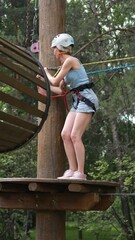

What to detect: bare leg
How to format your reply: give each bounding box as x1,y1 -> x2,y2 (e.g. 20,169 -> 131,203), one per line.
61,112 -> 78,171
71,112 -> 93,173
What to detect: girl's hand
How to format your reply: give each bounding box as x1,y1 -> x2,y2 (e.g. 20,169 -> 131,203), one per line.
36,74 -> 44,81
44,67 -> 48,72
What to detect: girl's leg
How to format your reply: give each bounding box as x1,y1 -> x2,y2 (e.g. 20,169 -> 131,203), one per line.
61,111 -> 77,171
71,112 -> 93,173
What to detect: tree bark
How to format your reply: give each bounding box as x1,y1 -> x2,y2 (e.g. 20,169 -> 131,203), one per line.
38,0 -> 66,179
36,1 -> 66,240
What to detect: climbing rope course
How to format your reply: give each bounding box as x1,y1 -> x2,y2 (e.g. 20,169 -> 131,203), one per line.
22,0 -> 135,119
82,56 -> 135,76
45,54 -> 135,111
1,8 -> 135,149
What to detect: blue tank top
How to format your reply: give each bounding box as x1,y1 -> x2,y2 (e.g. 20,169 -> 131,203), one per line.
64,64 -> 90,89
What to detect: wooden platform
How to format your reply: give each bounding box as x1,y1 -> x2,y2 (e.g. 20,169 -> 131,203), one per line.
0,178 -> 119,211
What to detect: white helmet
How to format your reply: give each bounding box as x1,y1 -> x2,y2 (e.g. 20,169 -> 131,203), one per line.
51,33 -> 74,52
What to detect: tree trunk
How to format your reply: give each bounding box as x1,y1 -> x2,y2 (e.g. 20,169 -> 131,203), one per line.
78,228 -> 83,240
36,1 -> 66,240
38,0 -> 66,179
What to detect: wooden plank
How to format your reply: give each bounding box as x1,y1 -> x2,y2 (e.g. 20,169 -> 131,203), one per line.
0,111 -> 37,132
0,45 -> 41,74
0,146 -> 13,151
0,178 -> 118,211
68,183 -> 116,193
85,180 -> 119,187
91,195 -> 115,211
0,178 -> 119,187
0,91 -> 44,118
0,178 -> 38,184
0,183 -> 29,192
28,183 -> 66,193
68,183 -> 95,192
0,57 -> 46,88
0,192 -> 100,211
0,72 -> 46,104
0,37 -> 35,63
0,122 -> 33,143
0,138 -> 28,152
0,139 -> 18,149
57,179 -> 119,188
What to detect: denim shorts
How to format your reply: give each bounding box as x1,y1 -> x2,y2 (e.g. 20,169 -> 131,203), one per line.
70,89 -> 99,113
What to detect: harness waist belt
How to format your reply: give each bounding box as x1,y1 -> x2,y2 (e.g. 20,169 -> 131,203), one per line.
71,82 -> 94,92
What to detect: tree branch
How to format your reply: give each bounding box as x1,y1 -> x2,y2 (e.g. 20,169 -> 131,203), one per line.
74,27 -> 135,57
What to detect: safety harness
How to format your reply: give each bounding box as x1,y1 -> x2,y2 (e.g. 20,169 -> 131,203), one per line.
37,82 -> 96,112
70,82 -> 96,112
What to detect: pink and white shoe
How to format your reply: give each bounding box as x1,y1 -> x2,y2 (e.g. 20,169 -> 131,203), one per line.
70,171 -> 87,180
57,169 -> 75,179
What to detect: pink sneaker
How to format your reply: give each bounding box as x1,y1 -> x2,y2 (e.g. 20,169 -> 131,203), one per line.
57,169 -> 75,179
70,171 -> 87,180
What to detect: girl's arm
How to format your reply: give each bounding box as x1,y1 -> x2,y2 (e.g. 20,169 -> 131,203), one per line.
50,85 -> 63,94
51,80 -> 67,94
36,74 -> 66,95
44,57 -> 73,86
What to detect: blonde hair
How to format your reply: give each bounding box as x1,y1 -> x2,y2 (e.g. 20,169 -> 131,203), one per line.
57,45 -> 73,54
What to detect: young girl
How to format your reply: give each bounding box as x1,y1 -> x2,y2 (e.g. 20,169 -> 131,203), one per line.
44,33 -> 99,180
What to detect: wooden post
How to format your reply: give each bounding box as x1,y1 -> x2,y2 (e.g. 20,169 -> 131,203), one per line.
37,1 -> 66,240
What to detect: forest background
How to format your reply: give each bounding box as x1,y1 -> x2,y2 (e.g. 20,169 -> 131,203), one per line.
0,0 -> 135,239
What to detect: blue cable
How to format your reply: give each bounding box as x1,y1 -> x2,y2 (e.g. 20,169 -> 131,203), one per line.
87,63 -> 135,75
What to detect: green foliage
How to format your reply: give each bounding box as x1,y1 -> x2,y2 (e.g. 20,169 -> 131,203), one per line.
0,209 -> 35,240
66,218 -> 127,240
0,0 -> 35,45
66,1 -> 135,239
0,139 -> 37,178
0,139 -> 37,239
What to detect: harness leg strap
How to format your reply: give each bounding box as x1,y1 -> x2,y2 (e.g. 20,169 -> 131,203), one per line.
77,93 -> 96,112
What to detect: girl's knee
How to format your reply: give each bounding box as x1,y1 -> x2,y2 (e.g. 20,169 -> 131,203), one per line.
61,130 -> 71,141
71,132 -> 79,144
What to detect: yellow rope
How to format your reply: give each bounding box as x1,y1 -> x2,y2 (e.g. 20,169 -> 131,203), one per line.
51,56 -> 135,76
53,67 -> 61,77
83,56 -> 135,66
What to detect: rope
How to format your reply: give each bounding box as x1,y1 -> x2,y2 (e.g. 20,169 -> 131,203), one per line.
37,62 -> 135,111
48,55 -> 135,70
53,67 -> 61,77
87,63 -> 135,75
83,56 -> 135,66
37,86 -> 70,111
24,0 -> 30,48
31,0 -> 39,43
